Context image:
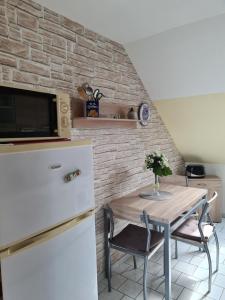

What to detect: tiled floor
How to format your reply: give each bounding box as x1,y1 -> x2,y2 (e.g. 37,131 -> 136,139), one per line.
98,219 -> 225,300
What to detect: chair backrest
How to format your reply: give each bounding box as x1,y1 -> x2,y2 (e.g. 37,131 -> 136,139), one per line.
104,206 -> 114,240
199,191 -> 218,227
104,206 -> 152,253
141,210 -> 152,252
207,191 -> 218,206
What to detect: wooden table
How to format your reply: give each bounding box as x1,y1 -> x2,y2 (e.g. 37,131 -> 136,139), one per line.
109,183 -> 207,300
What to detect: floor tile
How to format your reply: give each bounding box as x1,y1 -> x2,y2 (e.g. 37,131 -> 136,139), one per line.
174,250 -> 193,263
98,277 -> 108,294
177,288 -> 203,300
139,261 -> 164,276
144,274 -> 165,290
98,273 -> 127,292
203,296 -> 216,300
194,267 -> 210,280
111,273 -> 127,289
174,261 -> 197,276
220,289 -> 225,300
171,270 -> 182,283
136,288 -> 163,300
196,259 -> 212,270
150,251 -> 164,264
157,282 -> 184,299
190,255 -> 205,267
112,262 -> 133,275
217,264 -> 225,275
118,279 -> 143,298
196,282 -> 223,299
121,296 -> 133,300
175,273 -> 200,291
171,259 -> 179,268
99,288 -> 124,300
213,273 -> 225,288
123,268 -> 143,282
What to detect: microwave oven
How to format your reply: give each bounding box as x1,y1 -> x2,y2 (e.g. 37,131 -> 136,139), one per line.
0,84 -> 71,143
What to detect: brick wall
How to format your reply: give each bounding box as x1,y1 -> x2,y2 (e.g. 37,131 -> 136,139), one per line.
0,0 -> 184,273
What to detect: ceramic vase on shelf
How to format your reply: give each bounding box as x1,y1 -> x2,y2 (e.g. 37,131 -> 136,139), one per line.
127,107 -> 137,119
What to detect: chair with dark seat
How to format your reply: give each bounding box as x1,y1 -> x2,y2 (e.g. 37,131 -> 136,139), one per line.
104,207 -> 164,300
172,191 -> 219,294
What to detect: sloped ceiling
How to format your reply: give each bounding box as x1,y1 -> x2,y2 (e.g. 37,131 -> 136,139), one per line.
126,14 -> 225,164
36,0 -> 225,164
37,0 -> 225,43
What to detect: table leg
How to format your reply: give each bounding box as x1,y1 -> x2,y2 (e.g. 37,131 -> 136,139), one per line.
164,223 -> 171,300
104,208 -> 109,279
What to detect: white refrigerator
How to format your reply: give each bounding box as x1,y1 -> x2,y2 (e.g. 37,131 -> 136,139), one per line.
0,140 -> 98,300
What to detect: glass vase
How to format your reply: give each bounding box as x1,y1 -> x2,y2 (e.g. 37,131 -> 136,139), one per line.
154,174 -> 160,195
139,173 -> 172,200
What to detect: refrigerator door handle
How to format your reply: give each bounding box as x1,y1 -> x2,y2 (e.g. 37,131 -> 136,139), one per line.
49,164 -> 62,170
64,169 -> 81,183
0,209 -> 94,259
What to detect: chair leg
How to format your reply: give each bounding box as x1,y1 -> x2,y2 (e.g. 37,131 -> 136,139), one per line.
214,231 -> 220,273
163,244 -> 165,275
153,225 -> 158,231
204,243 -> 212,293
133,255 -> 137,269
143,257 -> 148,300
107,246 -> 112,292
175,240 -> 178,259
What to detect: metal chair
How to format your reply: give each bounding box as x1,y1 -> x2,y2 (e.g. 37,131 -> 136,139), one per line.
104,207 -> 164,300
172,192 -> 219,293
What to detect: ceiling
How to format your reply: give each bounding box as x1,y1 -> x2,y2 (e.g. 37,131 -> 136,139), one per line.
37,0 -> 225,43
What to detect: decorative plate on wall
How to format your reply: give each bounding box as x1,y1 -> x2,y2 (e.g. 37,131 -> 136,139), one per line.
138,103 -> 150,126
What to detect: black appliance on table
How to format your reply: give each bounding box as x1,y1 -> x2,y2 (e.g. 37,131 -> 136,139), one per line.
185,164 -> 205,179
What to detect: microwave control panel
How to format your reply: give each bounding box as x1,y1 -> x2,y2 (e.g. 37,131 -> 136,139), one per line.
57,94 -> 71,138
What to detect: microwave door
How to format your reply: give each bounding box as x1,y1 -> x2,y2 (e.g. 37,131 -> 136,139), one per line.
16,95 -> 58,138
0,95 -> 16,134
16,95 -> 51,136
0,91 -> 58,139
0,86 -> 71,142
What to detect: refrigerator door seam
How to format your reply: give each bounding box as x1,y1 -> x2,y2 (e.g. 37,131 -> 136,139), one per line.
0,209 -> 95,260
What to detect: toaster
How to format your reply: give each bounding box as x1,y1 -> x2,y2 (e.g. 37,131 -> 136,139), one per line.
185,164 -> 205,179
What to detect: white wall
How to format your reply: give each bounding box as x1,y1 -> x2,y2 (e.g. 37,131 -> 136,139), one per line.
125,13 -> 225,215
125,13 -> 225,100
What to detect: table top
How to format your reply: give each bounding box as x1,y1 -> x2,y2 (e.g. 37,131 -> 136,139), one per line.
109,183 -> 207,225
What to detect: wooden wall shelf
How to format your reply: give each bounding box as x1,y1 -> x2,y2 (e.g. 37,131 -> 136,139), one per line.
72,99 -> 138,129
73,117 -> 137,129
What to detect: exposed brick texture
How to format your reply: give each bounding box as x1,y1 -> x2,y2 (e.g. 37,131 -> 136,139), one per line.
0,0 -> 184,273
17,10 -> 38,31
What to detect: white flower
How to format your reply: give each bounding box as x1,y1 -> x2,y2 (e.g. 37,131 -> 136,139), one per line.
164,161 -> 169,167
159,161 -> 164,167
145,151 -> 171,174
